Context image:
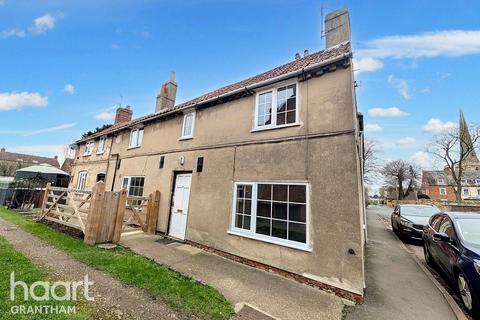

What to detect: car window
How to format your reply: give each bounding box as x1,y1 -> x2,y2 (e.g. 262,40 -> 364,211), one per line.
438,218 -> 456,242
430,215 -> 443,231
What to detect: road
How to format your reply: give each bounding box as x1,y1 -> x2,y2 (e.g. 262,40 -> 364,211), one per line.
345,205 -> 456,320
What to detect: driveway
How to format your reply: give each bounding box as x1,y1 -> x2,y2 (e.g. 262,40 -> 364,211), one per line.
345,205 -> 456,320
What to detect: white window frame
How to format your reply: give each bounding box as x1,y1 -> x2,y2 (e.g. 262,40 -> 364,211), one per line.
128,128 -> 144,148
76,171 -> 88,190
121,176 -> 145,197
180,112 -> 195,140
437,178 -> 445,185
228,181 -> 310,252
461,178 -> 468,185
439,187 -> 447,196
475,179 -> 480,185
96,136 -> 106,154
463,188 -> 470,196
252,82 -> 300,132
83,141 -> 94,156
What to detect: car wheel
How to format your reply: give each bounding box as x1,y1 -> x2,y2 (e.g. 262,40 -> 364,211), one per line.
423,242 -> 435,268
457,272 -> 478,316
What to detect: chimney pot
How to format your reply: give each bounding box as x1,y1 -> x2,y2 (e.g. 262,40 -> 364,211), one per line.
295,53 -> 301,60
304,49 -> 309,57
54,156 -> 58,160
115,106 -> 133,125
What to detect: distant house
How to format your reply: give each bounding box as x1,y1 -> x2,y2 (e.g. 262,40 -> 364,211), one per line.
61,158 -> 74,175
0,148 -> 60,177
69,8 -> 366,300
421,112 -> 480,201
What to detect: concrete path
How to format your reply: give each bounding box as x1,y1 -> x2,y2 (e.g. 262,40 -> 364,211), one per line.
120,231 -> 345,320
345,206 -> 456,320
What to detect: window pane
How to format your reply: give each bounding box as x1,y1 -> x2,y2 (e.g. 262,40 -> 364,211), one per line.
287,98 -> 296,111
258,184 -> 272,200
272,202 -> 287,220
272,220 -> 287,239
235,214 -> 243,228
277,100 -> 286,113
276,112 -> 286,125
236,199 -> 244,214
237,185 -> 245,198
244,200 -> 252,215
256,218 -> 270,236
273,184 -> 288,201
286,85 -> 296,98
277,88 -> 287,100
265,113 -> 272,125
257,201 -> 271,217
243,216 -> 251,230
289,222 -> 306,243
289,185 -> 306,203
244,186 -> 252,198
289,203 -> 306,222
138,129 -> 144,145
286,111 -> 296,124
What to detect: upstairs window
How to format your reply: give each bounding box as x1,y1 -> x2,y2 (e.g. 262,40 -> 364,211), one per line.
463,188 -> 470,196
461,179 -> 468,185
129,128 -> 144,148
439,187 -> 447,196
475,179 -> 480,185
437,178 -> 445,185
255,83 -> 297,130
181,112 -> 195,139
84,141 -> 94,156
97,136 -> 106,154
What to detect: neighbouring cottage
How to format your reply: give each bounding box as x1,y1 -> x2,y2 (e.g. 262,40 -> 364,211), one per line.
69,8 -> 367,300
0,147 -> 60,177
421,112 -> 480,201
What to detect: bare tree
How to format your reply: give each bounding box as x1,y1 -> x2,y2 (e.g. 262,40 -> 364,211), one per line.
381,160 -> 420,200
427,122 -> 480,203
0,161 -> 17,177
363,138 -> 381,184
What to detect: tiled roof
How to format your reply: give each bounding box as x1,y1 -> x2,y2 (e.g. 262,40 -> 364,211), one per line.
77,41 -> 351,143
0,150 -> 59,167
423,170 -> 480,186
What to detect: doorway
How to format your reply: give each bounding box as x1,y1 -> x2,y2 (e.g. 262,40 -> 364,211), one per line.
168,173 -> 192,240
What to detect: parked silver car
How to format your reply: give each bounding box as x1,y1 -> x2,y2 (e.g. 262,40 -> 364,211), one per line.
391,205 -> 441,240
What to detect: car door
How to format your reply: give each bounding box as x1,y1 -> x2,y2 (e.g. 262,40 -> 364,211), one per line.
435,217 -> 458,276
427,214 -> 444,261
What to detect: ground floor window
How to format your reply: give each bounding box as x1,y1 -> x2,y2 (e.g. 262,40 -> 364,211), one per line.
76,171 -> 87,190
122,176 -> 145,205
439,187 -> 447,196
230,182 -> 309,250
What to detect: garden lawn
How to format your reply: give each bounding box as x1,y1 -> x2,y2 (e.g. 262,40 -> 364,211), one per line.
0,236 -> 89,320
0,207 -> 234,320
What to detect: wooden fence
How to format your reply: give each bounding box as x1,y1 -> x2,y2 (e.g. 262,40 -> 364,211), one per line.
38,181 -> 160,245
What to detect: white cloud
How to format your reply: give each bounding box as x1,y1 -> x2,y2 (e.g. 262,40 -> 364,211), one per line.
64,84 -> 75,94
24,123 -> 77,136
422,118 -> 457,133
357,30 -> 480,60
353,57 -> 384,73
368,107 -> 409,117
395,137 -> 416,146
419,87 -> 431,94
365,123 -> 383,132
0,29 -> 26,39
94,112 -> 115,121
410,151 -> 432,169
0,92 -> 48,111
0,123 -> 77,136
28,13 -> 56,34
388,75 -> 411,100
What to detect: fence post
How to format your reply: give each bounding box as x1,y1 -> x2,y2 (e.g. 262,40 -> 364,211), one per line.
146,190 -> 160,234
84,181 -> 106,245
112,188 -> 127,243
40,183 -> 51,215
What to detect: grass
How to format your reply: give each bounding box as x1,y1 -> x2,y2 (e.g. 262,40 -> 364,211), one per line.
0,207 -> 234,320
0,236 -> 89,320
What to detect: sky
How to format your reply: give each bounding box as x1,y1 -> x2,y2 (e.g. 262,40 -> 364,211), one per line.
1,0 -> 479,179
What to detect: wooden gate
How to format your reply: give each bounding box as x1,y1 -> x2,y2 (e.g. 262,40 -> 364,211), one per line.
38,181 -> 160,245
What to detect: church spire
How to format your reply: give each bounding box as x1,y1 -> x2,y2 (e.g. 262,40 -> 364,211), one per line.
460,109 -> 479,164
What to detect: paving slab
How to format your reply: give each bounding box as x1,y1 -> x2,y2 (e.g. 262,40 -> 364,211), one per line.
120,232 -> 345,320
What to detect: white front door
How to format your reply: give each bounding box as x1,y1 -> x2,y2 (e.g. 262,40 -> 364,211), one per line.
168,173 -> 192,240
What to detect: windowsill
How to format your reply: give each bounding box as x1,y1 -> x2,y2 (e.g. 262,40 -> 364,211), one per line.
227,229 -> 312,252
179,136 -> 193,141
96,152 -> 105,155
251,122 -> 301,133
127,145 -> 142,150
83,154 -> 92,157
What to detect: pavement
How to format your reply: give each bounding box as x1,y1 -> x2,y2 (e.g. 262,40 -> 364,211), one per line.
345,205 -> 456,320
120,231 -> 345,320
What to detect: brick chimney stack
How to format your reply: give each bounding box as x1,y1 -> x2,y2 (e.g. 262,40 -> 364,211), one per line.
115,105 -> 133,125
324,8 -> 350,48
156,71 -> 177,113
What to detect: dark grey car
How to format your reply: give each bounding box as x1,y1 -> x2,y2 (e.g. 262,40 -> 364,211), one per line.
391,205 -> 441,240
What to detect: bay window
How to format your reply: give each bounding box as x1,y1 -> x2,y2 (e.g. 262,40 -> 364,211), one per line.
230,182 -> 309,251
254,83 -> 298,130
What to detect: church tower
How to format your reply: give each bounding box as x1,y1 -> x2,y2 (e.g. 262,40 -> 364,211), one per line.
460,110 -> 480,171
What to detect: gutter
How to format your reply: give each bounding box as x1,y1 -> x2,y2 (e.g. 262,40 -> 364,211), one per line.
75,51 -> 351,144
